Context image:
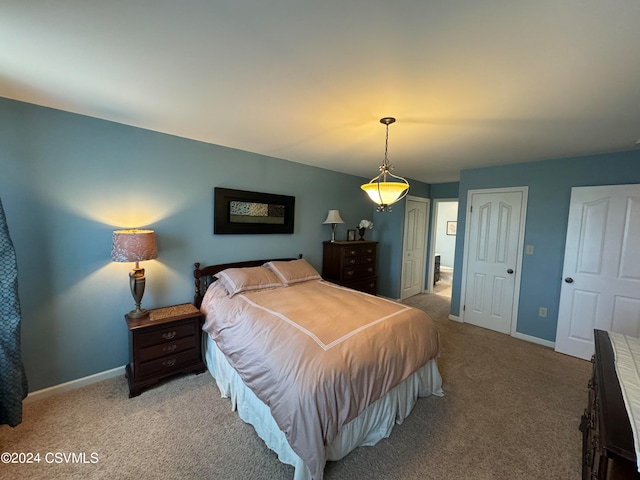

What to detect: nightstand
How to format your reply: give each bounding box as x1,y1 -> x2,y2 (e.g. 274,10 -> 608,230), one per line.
125,303 -> 206,397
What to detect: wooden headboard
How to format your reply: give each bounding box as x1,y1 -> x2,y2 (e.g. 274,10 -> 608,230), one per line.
193,254 -> 302,308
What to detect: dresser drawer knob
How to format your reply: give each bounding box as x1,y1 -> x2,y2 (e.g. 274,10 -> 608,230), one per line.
346,270 -> 354,276
162,359 -> 177,368
162,331 -> 177,340
163,344 -> 177,353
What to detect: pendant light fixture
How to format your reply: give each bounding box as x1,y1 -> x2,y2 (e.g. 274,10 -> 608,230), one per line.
361,117 -> 409,212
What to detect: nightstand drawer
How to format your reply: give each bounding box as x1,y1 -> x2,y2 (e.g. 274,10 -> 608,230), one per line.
138,336 -> 196,363
137,348 -> 200,378
125,303 -> 206,397
137,322 -> 196,348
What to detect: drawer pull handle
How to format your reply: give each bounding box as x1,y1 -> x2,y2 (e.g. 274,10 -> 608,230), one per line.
162,359 -> 176,368
162,331 -> 177,340
163,344 -> 177,353
346,270 -> 354,276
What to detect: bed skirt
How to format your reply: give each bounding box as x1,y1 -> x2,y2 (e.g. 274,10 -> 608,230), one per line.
204,334 -> 443,479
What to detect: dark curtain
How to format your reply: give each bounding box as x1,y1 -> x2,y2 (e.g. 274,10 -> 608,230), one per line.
0,197 -> 28,426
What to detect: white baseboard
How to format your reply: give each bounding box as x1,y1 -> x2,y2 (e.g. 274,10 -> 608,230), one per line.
25,365 -> 126,404
446,316 -> 554,349
513,332 -> 555,349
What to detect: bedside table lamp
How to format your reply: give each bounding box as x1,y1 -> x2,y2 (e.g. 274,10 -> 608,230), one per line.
111,229 -> 158,319
323,210 -> 344,242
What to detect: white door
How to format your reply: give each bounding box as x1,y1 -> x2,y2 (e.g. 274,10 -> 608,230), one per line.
462,188 -> 527,334
555,184 -> 640,360
401,197 -> 428,299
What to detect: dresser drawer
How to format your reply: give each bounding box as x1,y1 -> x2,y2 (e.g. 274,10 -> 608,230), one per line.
344,256 -> 360,266
137,348 -> 200,378
345,277 -> 377,294
360,245 -> 376,256
323,241 -> 378,295
360,255 -> 376,265
343,264 -> 376,280
343,246 -> 364,257
136,321 -> 196,348
138,335 -> 197,363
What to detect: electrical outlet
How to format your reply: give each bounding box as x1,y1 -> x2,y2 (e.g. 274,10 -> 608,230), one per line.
525,245 -> 534,255
539,307 -> 547,317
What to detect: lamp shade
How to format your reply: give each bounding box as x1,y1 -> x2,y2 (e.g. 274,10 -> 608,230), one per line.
111,229 -> 158,262
361,182 -> 409,206
322,210 -> 345,224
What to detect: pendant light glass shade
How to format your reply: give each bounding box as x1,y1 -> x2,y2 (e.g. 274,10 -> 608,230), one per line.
361,117 -> 409,212
361,181 -> 409,206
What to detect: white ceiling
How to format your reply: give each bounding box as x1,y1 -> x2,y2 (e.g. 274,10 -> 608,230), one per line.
2,1 -> 640,183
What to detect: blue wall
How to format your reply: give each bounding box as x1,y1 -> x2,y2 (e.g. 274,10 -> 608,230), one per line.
1,97 -> 414,391
9,93 -> 636,389
452,151 -> 640,342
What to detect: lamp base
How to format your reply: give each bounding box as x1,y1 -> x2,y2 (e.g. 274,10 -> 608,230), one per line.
127,308 -> 149,319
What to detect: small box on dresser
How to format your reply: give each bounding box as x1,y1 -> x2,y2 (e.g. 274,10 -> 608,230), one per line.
125,303 -> 206,398
322,240 -> 378,294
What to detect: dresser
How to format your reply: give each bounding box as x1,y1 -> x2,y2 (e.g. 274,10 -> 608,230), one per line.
581,330 -> 640,479
322,240 -> 378,294
125,303 -> 206,397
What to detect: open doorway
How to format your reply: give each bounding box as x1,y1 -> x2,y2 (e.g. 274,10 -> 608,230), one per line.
431,199 -> 458,298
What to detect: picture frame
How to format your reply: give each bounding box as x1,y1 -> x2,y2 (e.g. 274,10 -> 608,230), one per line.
347,229 -> 356,241
446,221 -> 457,236
214,187 -> 295,234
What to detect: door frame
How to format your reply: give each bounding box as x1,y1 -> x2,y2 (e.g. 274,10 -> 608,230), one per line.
459,186 -> 528,336
428,198 -> 459,293
400,195 -> 430,299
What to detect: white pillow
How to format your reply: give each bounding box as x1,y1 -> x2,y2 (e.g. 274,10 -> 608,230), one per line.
264,259 -> 321,285
216,266 -> 283,297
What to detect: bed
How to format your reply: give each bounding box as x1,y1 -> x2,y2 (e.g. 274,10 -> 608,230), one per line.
194,257 -> 443,480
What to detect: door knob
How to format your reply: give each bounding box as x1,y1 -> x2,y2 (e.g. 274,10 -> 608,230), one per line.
564,277 -> 574,283
507,269 -> 514,274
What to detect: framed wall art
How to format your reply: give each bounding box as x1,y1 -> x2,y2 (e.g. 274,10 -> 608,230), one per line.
446,221 -> 457,235
214,187 -> 295,234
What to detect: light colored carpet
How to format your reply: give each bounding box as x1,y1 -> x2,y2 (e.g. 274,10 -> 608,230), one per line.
0,293 -> 590,479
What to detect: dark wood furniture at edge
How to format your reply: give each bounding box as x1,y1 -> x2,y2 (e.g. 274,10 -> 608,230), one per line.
581,329 -> 640,479
125,304 -> 206,398
322,241 -> 378,295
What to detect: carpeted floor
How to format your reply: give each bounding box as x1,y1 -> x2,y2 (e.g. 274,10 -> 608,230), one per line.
0,293 -> 591,480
